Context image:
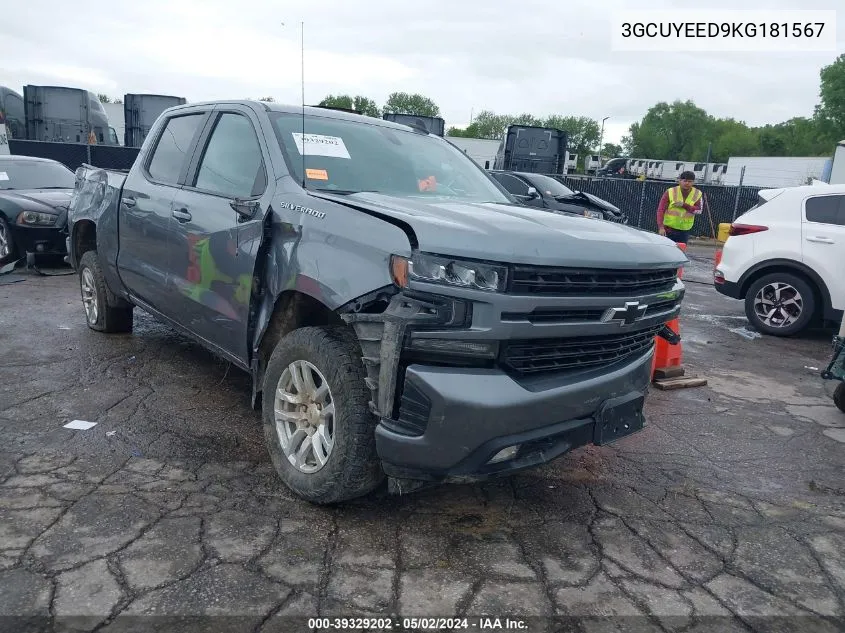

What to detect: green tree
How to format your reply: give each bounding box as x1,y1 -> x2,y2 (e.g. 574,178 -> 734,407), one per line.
625,100 -> 712,160
815,53 -> 845,142
620,124 -> 638,156
114,98 -> 123,105
318,94 -> 381,117
453,110 -> 511,139
710,118 -> 759,161
319,94 -> 354,110
545,115 -> 601,160
97,94 -> 112,103
602,143 -> 623,157
383,92 -> 441,117
352,96 -> 381,118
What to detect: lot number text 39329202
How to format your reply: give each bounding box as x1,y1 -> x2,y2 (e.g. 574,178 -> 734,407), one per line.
307,617 -> 529,630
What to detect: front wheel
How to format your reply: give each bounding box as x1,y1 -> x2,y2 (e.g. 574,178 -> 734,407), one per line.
78,250 -> 134,333
744,273 -> 815,337
835,383 -> 845,414
261,326 -> 384,504
0,216 -> 16,265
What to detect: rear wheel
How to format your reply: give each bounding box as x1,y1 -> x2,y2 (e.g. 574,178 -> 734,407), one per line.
744,273 -> 815,337
78,250 -> 133,333
262,326 -> 383,504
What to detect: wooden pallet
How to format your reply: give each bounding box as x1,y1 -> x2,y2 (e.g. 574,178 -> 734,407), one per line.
652,377 -> 708,391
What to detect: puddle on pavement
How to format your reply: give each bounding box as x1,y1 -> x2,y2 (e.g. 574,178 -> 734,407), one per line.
707,370 -> 829,407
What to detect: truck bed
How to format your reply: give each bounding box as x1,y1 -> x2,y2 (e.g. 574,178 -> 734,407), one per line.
69,163 -> 128,226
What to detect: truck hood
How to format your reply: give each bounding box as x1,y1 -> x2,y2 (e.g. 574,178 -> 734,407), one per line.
315,192 -> 686,268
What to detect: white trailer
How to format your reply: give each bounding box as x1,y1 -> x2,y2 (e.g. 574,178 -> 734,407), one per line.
707,164 -> 727,184
564,151 -> 578,173
445,137 -> 501,170
725,156 -> 831,188
584,154 -> 601,172
829,141 -> 845,185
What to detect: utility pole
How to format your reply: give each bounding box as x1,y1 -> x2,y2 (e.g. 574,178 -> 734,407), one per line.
598,116 -> 609,174
704,141 -> 712,183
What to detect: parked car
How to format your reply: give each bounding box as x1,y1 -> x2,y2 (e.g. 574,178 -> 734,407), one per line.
488,170 -> 627,223
67,100 -> 686,504
715,184 -> 845,336
0,155 -> 75,265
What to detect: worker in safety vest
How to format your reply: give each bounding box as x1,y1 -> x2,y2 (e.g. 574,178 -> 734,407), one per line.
657,170 -> 702,245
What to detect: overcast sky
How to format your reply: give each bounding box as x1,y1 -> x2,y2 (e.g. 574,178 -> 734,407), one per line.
2,0 -> 843,144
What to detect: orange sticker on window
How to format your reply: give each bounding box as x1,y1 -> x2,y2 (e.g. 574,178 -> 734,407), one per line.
306,168 -> 328,180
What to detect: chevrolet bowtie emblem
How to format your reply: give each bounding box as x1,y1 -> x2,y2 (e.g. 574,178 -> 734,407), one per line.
601,301 -> 648,326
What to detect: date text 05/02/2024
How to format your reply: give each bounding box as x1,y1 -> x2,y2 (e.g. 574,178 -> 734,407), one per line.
307,617 -> 529,630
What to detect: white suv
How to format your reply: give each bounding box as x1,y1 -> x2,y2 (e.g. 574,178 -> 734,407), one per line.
714,184 -> 845,336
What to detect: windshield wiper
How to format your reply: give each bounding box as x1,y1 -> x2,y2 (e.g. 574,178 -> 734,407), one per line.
311,188 -> 378,195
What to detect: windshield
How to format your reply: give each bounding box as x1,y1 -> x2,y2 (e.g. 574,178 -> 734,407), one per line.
525,174 -> 576,197
269,113 -> 512,203
0,160 -> 75,190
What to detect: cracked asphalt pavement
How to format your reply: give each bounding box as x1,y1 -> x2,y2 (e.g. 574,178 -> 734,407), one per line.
1,245 -> 844,633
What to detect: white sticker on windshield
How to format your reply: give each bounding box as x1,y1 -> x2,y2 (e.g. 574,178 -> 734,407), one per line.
291,133 -> 351,159
0,172 -> 8,181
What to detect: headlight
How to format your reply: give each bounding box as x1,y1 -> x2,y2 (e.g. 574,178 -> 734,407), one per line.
391,253 -> 507,292
18,211 -> 59,226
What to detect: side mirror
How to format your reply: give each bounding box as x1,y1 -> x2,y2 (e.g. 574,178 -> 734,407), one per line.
230,198 -> 261,222
526,187 -> 539,198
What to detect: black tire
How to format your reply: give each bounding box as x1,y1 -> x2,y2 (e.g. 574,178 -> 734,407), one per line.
835,383 -> 845,414
78,250 -> 133,333
0,216 -> 16,265
261,326 -> 383,504
744,272 -> 816,337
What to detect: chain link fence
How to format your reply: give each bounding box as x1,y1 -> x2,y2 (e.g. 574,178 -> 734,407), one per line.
556,175 -> 764,237
8,140 -> 141,172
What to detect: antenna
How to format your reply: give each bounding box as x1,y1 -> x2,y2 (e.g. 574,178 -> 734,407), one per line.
300,20 -> 306,189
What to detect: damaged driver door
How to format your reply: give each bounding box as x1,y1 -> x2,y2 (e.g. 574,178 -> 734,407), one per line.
167,107 -> 273,365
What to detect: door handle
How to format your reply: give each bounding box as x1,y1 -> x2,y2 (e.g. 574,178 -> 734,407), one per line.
806,236 -> 834,244
122,197 -> 136,208
172,208 -> 192,223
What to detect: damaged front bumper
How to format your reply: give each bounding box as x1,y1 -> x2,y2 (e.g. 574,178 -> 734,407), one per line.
342,292 -> 653,491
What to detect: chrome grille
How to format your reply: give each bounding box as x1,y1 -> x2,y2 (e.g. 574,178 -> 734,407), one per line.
501,299 -> 678,324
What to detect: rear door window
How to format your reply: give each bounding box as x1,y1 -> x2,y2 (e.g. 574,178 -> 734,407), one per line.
806,195 -> 845,226
146,114 -> 206,186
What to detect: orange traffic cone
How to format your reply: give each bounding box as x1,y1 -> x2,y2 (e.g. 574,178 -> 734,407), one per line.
652,243 -> 685,380
651,243 -> 706,390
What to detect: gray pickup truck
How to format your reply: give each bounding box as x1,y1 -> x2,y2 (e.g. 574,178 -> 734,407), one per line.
67,100 -> 686,503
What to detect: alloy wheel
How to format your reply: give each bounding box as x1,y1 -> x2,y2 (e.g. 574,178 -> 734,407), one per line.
0,222 -> 9,259
80,267 -> 99,324
753,282 -> 803,329
273,360 -> 336,474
